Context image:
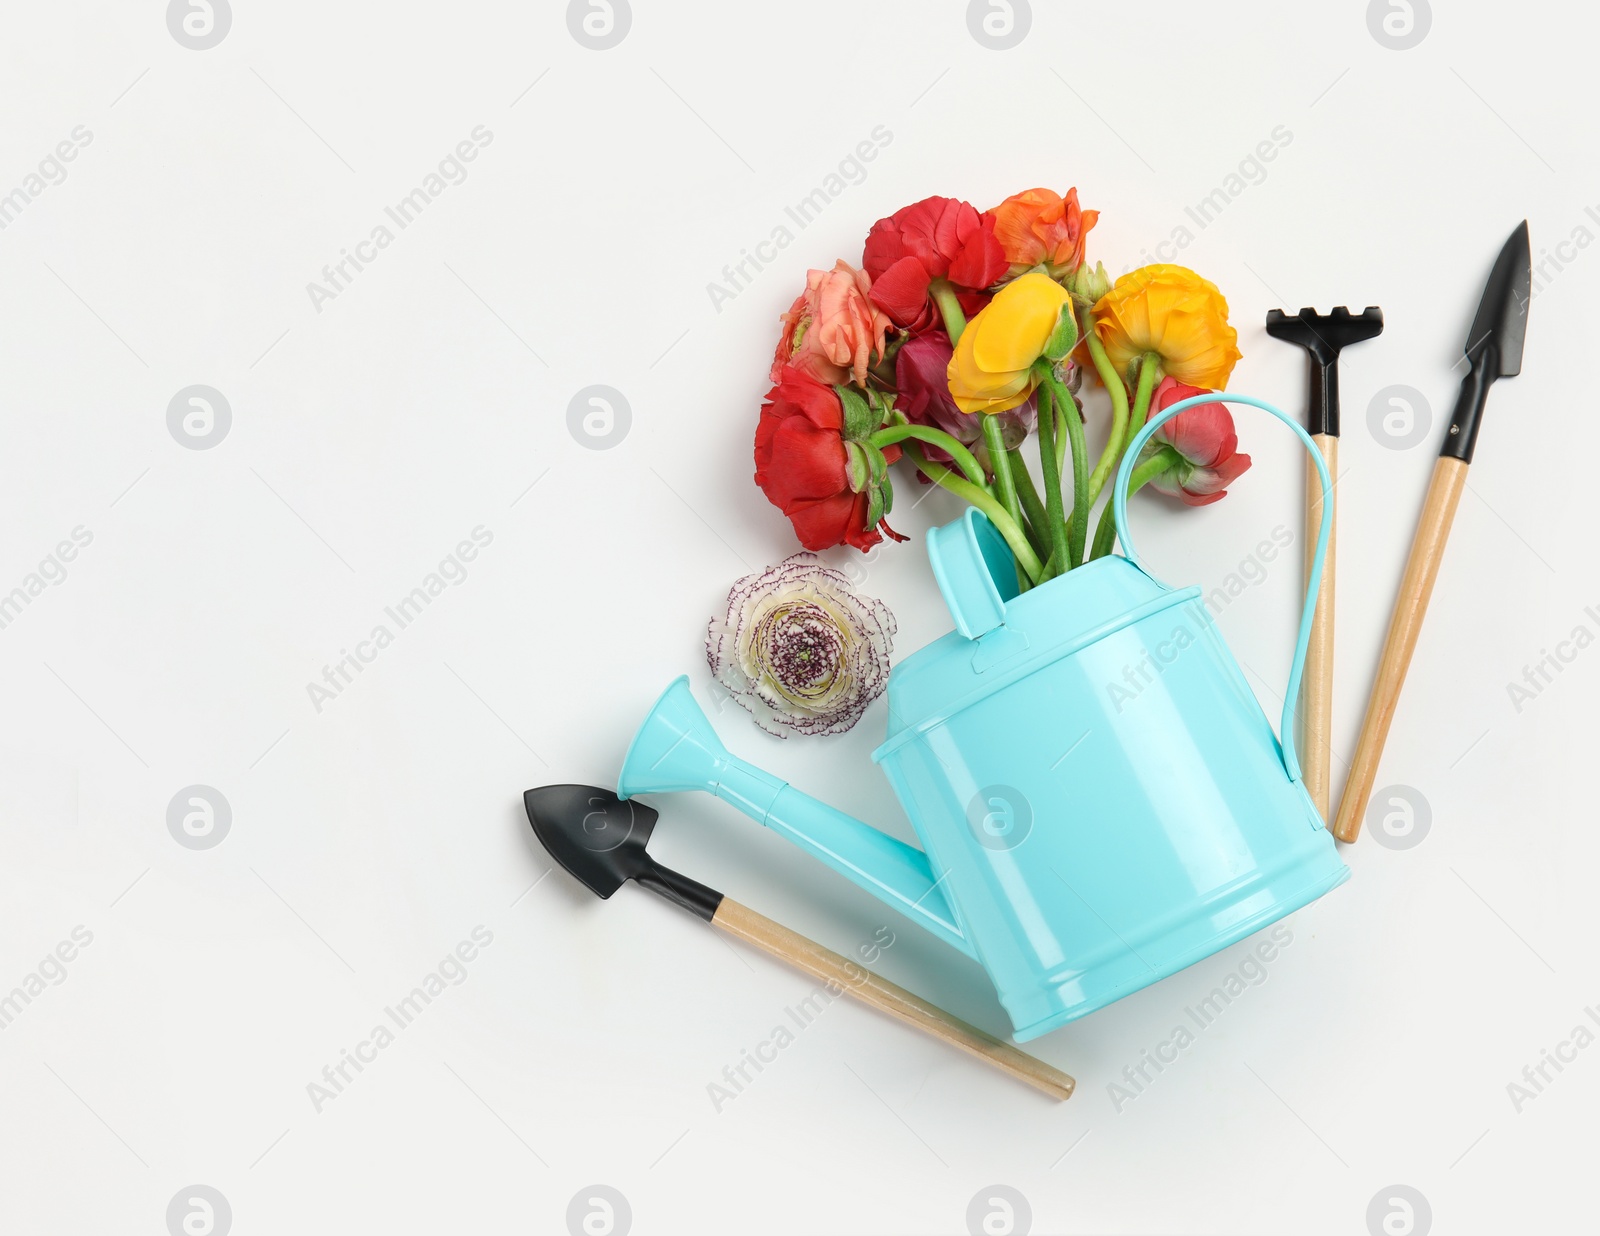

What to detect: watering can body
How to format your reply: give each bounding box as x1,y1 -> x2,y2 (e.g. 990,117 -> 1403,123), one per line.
620,395 -> 1349,1040
869,514 -> 1346,1038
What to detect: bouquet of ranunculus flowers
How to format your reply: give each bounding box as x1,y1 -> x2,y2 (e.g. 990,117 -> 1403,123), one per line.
754,190 -> 1251,586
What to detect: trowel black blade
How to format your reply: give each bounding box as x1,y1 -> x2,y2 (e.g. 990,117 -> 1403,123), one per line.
1445,221 -> 1531,462
523,784 -> 721,920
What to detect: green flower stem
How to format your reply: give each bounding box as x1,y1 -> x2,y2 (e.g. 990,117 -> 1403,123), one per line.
1081,354 -> 1164,560
1052,391 -> 1068,480
905,443 -> 1043,584
1041,370 -> 1090,569
1006,449 -> 1051,560
1032,382 -> 1072,579
980,414 -> 1024,540
929,277 -> 967,342
1078,305 -> 1130,503
868,424 -> 987,488
1126,351 -> 1163,448
1090,446 -> 1182,560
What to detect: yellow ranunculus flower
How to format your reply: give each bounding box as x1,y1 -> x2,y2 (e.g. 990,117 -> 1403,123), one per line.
1093,264 -> 1242,390
946,272 -> 1071,414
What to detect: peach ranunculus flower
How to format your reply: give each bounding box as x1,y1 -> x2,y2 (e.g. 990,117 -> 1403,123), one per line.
947,271 -> 1075,414
1092,264 -> 1242,390
991,187 -> 1098,279
771,260 -> 892,388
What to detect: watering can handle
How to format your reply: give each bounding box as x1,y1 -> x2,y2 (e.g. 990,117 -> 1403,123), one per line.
1111,394 -> 1333,785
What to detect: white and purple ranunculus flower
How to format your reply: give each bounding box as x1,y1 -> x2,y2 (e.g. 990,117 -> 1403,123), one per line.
706,554 -> 895,737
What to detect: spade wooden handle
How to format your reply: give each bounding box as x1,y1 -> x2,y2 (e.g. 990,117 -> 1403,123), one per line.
1333,457 -> 1468,842
711,898 -> 1075,1101
1302,434 -> 1338,824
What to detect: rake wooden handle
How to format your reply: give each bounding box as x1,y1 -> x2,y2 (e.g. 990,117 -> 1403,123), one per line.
712,898 -> 1075,1101
1332,456 -> 1468,842
1302,434 -> 1338,824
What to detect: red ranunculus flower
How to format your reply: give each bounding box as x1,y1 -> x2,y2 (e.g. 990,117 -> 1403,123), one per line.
862,196 -> 1008,329
754,367 -> 903,551
1145,377 -> 1252,506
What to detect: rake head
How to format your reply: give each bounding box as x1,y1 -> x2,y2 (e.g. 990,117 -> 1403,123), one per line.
1265,306 -> 1384,363
1265,305 -> 1384,436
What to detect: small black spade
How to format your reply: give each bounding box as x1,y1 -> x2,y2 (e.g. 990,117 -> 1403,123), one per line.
523,784 -> 722,921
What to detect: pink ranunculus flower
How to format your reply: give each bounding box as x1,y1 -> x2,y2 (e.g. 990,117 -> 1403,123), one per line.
771,259 -> 893,388
1144,376 -> 1252,506
894,331 -> 1036,477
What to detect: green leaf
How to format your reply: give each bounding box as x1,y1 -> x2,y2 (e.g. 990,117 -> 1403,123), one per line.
867,387 -> 896,432
865,479 -> 885,529
836,385 -> 874,440
1043,303 -> 1080,362
843,440 -> 870,493
865,441 -> 888,487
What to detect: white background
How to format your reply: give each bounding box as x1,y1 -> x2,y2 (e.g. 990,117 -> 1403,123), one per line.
0,2 -> 1593,1233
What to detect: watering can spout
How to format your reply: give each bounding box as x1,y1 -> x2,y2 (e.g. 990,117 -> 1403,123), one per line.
618,678 -> 975,959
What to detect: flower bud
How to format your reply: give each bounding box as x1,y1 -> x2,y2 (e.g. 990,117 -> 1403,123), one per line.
1071,260 -> 1111,304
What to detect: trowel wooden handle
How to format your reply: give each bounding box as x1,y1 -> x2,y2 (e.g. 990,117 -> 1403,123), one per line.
1333,457 -> 1468,842
1301,434 -> 1338,824
712,899 -> 1075,1101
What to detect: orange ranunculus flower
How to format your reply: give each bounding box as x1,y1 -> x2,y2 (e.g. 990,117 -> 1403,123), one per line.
947,272 -> 1074,414
1092,264 -> 1242,389
991,187 -> 1098,279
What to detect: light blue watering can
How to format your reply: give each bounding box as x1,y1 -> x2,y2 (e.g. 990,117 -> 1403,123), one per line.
620,395 -> 1349,1040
